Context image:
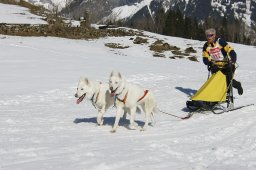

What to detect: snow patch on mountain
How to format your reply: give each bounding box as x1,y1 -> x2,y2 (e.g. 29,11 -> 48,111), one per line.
210,0 -> 253,27
101,0 -> 154,22
244,0 -> 253,26
211,0 -> 227,17
25,0 -> 67,11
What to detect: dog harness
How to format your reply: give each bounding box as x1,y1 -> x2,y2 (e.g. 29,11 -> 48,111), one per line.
91,83 -> 101,109
137,90 -> 149,102
91,92 -> 100,109
114,90 -> 149,105
115,92 -> 128,105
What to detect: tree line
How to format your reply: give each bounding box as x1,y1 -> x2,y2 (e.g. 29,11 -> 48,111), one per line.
126,8 -> 254,45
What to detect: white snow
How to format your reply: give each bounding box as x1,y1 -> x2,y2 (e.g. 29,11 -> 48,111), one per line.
1,3 -> 256,170
244,0 -> 252,26
101,0 -> 153,22
25,0 -> 68,11
231,1 -> 253,27
0,3 -> 47,24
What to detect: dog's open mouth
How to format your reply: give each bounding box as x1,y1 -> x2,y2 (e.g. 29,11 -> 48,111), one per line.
76,94 -> 86,104
110,88 -> 117,97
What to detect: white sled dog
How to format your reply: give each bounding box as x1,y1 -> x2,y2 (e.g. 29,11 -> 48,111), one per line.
109,71 -> 157,132
75,77 -> 114,126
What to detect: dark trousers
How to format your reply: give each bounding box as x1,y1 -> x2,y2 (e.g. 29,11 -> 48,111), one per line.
211,64 -> 240,92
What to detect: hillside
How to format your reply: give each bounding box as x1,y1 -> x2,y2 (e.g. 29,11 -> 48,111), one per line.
1,3 -> 256,170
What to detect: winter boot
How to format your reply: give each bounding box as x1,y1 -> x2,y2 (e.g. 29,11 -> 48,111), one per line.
237,82 -> 243,95
233,80 -> 243,95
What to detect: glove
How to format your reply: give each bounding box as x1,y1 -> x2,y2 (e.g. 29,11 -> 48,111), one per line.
207,61 -> 213,71
224,62 -> 232,70
224,62 -> 236,73
211,64 -> 219,73
208,61 -> 219,73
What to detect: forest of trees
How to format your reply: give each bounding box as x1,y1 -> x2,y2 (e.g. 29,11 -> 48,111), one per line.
126,8 -> 253,45
58,0 -> 254,45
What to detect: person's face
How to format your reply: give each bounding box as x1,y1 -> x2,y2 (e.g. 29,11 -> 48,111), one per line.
206,33 -> 216,43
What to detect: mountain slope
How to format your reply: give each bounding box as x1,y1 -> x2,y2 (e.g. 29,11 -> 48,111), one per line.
64,0 -> 256,43
23,0 -> 256,44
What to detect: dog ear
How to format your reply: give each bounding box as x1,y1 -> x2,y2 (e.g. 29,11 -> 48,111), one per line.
118,72 -> 122,79
80,77 -> 85,82
85,78 -> 89,85
110,71 -> 114,77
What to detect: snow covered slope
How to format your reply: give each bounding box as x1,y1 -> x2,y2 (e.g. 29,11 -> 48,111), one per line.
1,2 -> 256,170
0,3 -> 47,24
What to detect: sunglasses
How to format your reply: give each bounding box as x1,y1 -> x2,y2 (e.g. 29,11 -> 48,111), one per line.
206,34 -> 214,38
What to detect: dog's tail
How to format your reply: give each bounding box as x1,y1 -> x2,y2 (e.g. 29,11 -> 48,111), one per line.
143,91 -> 158,126
153,106 -> 159,113
149,92 -> 158,126
150,105 -> 158,126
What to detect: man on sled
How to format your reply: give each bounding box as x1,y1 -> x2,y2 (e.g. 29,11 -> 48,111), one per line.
203,28 -> 243,96
186,28 -> 243,113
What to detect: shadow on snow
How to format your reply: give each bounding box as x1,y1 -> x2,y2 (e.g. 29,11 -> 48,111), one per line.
175,86 -> 197,97
73,116 -> 146,128
175,86 -> 197,112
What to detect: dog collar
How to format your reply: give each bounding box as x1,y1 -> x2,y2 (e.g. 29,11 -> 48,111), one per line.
115,87 -> 125,96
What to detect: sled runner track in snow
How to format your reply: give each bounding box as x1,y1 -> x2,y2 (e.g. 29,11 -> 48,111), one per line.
186,103 -> 255,118
160,103 -> 254,120
212,103 -> 254,114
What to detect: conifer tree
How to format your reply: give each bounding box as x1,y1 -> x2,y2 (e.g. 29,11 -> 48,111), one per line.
163,9 -> 175,36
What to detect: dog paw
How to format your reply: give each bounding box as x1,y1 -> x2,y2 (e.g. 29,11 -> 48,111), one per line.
128,124 -> 137,130
149,122 -> 155,127
97,118 -> 103,126
97,120 -> 104,126
110,129 -> 116,133
140,126 -> 148,131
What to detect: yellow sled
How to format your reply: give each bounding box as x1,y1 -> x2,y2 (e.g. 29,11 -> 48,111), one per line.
192,71 -> 227,102
186,71 -> 230,112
